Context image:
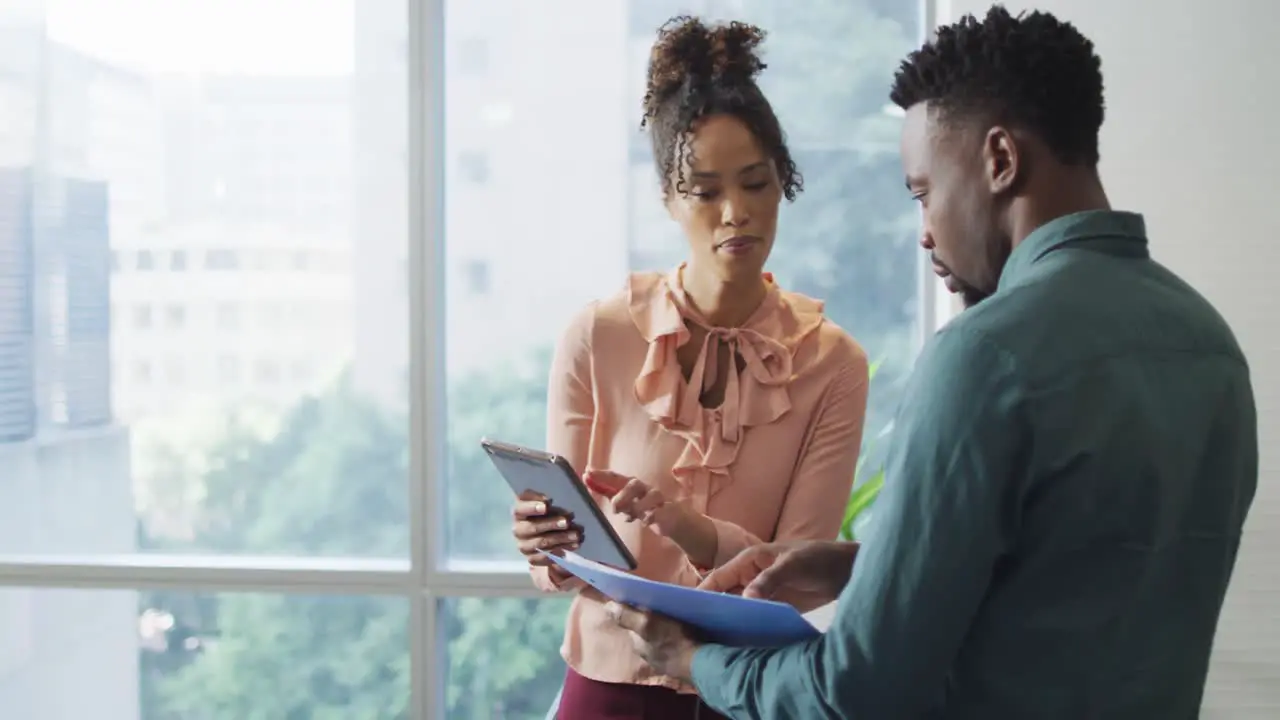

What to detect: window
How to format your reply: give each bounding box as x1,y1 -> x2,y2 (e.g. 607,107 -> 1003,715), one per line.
0,2 -> 938,717
169,250 -> 187,271
254,359 -> 280,384
289,358 -> 313,382
456,37 -> 489,75
132,359 -> 152,384
132,304 -> 152,330
455,151 -> 489,184
462,259 -> 490,295
204,249 -> 239,270
260,302 -> 285,329
135,249 -> 154,271
216,354 -> 241,383
212,303 -> 239,331
165,358 -> 185,385
164,304 -> 185,329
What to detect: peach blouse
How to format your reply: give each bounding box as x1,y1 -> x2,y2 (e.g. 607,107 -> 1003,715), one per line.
533,265 -> 869,692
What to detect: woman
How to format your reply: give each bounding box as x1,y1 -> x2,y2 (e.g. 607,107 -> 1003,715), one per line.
510,16 -> 869,719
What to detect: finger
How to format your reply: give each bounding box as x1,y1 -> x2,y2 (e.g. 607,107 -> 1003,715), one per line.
742,560 -> 790,600
583,469 -> 630,498
641,503 -> 679,532
512,499 -> 550,520
516,489 -> 549,503
603,601 -> 648,633
611,479 -> 650,518
512,515 -> 574,539
698,547 -> 778,593
517,530 -> 580,556
547,564 -> 576,583
631,488 -> 666,517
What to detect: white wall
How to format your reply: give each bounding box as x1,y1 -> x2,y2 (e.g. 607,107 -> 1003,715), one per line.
942,1 -> 1280,716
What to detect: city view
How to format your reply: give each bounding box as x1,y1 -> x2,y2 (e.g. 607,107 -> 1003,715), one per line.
0,0 -> 924,717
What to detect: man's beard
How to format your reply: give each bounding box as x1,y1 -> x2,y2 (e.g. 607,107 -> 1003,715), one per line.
958,283 -> 991,308
935,257 -> 993,309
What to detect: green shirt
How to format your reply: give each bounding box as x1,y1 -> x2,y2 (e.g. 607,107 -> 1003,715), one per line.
691,210 -> 1258,718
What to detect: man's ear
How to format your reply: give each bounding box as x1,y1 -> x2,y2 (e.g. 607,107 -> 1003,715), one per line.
983,125 -> 1020,194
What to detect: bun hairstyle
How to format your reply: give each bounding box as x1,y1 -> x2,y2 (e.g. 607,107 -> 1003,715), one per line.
641,15 -> 802,200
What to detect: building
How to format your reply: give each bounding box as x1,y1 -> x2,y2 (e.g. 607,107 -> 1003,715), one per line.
109,218 -> 352,424
351,0 -> 634,407
157,75 -> 351,231
0,16 -> 137,720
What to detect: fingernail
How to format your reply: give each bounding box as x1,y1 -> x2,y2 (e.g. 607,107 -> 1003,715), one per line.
535,503 -> 546,514
556,518 -> 567,529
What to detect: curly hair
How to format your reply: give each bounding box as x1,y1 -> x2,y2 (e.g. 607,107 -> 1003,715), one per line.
890,5 -> 1105,166
641,15 -> 802,200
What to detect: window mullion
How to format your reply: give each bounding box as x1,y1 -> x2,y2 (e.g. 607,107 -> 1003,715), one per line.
408,0 -> 445,716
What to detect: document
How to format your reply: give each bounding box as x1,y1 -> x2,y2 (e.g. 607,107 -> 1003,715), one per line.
546,550 -> 820,647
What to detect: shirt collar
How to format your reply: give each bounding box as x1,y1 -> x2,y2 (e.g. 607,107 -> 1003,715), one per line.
998,210 -> 1149,291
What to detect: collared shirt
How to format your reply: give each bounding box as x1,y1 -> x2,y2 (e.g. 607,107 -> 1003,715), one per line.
537,265 -> 868,691
692,210 -> 1258,718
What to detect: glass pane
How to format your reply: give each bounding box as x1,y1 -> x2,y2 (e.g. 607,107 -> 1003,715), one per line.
440,596 -> 569,719
443,2 -> 926,561
0,587 -> 408,719
0,0 -> 409,557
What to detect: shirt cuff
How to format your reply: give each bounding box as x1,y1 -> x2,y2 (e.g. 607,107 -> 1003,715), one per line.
691,643 -> 735,709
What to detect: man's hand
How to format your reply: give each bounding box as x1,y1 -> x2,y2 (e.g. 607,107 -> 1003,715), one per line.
698,540 -> 860,613
604,602 -> 700,682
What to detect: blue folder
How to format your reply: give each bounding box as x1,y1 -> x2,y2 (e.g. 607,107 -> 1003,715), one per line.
545,551 -> 820,647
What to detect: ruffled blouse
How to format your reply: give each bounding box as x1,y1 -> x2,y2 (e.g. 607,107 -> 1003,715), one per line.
627,264 -> 826,515
533,263 -> 868,694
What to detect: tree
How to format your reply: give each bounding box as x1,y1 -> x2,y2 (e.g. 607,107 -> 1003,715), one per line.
142,369 -> 566,720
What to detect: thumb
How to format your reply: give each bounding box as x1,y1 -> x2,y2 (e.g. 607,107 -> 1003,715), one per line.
742,555 -> 791,601
701,546 -> 778,594
583,469 -> 628,498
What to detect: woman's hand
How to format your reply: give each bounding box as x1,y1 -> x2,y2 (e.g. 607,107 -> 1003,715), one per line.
584,470 -> 718,569
511,490 -> 581,585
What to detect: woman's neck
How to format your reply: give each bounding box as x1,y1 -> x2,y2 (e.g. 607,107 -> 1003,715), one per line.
681,263 -> 768,328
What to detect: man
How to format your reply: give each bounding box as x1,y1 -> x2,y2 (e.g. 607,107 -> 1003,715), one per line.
604,6 -> 1258,718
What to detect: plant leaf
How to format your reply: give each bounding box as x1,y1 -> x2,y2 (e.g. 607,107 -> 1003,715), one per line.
840,468 -> 885,540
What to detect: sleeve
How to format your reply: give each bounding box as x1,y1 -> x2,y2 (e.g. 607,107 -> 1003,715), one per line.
690,325 -> 1027,719
707,345 -> 869,567
530,302 -> 597,594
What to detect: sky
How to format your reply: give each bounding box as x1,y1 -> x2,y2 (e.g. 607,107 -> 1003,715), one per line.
43,0 -> 355,75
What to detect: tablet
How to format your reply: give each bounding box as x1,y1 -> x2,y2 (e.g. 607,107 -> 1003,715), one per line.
480,437 -> 638,571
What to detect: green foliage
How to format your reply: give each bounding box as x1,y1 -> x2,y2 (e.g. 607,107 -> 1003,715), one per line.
842,358 -> 888,541
139,374 -> 566,720
841,467 -> 885,541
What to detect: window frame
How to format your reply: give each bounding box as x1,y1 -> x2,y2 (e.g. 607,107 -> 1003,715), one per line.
0,1 -> 948,717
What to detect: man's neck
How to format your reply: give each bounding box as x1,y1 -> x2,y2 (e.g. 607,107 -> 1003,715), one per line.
1009,168 -> 1111,251
682,264 -> 768,328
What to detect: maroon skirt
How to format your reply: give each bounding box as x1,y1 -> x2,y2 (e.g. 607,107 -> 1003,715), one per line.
556,667 -> 729,720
